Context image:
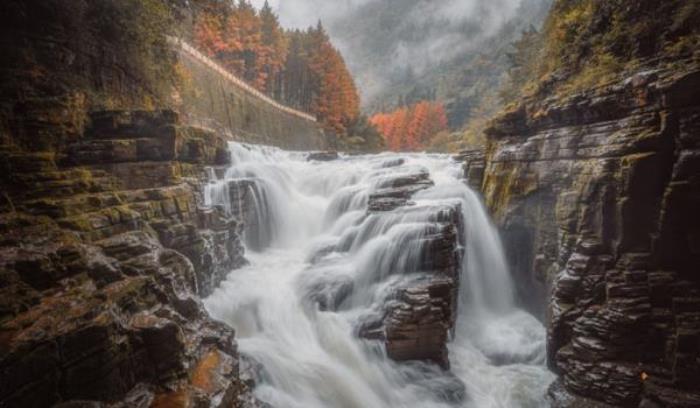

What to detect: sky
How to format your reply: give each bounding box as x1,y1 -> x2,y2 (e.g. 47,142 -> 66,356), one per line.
250,0 -> 372,28
251,0 -> 523,30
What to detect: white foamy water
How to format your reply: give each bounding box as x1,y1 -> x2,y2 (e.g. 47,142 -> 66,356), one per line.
204,143 -> 554,408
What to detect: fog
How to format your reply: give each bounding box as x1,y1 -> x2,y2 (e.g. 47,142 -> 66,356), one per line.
250,0 -> 547,105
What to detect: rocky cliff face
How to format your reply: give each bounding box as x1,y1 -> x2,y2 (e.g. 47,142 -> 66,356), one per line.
478,60 -> 700,407
353,167 -> 463,371
0,111 -> 258,407
0,2 -> 328,404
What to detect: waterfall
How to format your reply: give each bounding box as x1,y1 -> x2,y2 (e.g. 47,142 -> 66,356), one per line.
204,142 -> 554,408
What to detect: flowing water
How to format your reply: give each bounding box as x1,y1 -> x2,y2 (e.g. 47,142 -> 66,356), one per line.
204,143 -> 555,408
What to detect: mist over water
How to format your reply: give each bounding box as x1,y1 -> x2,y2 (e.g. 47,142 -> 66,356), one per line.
204,143 -> 554,408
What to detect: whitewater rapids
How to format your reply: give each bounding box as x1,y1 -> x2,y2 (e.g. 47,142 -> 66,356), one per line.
203,143 -> 554,408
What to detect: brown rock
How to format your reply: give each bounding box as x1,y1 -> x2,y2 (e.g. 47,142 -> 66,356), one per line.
481,62 -> 700,405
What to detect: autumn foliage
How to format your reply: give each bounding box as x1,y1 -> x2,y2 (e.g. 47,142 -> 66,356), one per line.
370,101 -> 449,151
192,0 -> 360,135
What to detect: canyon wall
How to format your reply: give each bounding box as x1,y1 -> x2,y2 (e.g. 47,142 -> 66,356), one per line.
0,111 -> 259,406
477,61 -> 700,407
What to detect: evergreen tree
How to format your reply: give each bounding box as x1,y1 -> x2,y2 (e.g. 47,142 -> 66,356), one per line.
192,4 -> 361,136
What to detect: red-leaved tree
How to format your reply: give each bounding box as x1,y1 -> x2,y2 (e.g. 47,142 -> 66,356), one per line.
370,101 -> 448,151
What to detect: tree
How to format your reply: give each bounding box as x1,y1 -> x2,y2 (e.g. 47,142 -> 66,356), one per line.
259,0 -> 288,97
193,6 -> 360,136
370,101 -> 449,151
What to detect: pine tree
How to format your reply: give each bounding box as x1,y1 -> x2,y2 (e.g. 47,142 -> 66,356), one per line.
370,101 -> 449,151
259,0 -> 288,97
192,5 -> 360,136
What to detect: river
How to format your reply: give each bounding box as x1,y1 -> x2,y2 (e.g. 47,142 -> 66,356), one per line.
203,143 -> 554,408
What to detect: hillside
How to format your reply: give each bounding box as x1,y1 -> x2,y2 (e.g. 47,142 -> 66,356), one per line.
324,0 -> 552,129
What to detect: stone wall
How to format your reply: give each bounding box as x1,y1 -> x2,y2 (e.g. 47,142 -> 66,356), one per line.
479,60 -> 700,407
174,41 -> 328,151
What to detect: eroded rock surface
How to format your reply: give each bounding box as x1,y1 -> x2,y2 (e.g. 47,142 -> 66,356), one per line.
302,165 -> 464,370
0,111 -> 255,407
306,151 -> 339,162
478,62 -> 700,406
453,149 -> 485,191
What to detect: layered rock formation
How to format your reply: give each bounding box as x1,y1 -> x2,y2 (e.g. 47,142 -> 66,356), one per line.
0,2 -> 329,402
345,168 -> 463,370
453,149 -> 485,192
479,61 -> 700,406
0,111 -> 256,407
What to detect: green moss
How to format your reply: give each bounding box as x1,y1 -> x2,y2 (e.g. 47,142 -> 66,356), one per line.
58,216 -> 93,232
558,51 -> 625,95
665,34 -> 700,58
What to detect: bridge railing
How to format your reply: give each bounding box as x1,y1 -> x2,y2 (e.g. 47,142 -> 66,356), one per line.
169,37 -> 317,123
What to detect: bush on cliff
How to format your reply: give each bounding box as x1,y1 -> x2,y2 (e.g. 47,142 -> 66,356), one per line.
501,0 -> 700,100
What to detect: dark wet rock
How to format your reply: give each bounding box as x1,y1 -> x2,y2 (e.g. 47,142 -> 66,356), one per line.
384,276 -> 457,369
367,196 -> 413,212
68,111 -> 229,167
358,168 -> 464,369
367,170 -> 434,212
547,378 -> 617,408
375,168 -> 431,189
479,62 -> 700,406
307,151 -> 339,161
378,158 -> 405,168
457,149 -> 485,191
0,110 -> 255,406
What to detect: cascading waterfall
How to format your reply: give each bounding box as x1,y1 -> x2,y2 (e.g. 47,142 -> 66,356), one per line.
204,142 -> 554,408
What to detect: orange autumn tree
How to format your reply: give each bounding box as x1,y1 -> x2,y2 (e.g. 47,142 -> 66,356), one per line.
307,23 -> 360,135
259,1 -> 288,98
193,0 -> 285,92
370,101 -> 448,151
193,12 -> 227,55
193,5 -> 360,136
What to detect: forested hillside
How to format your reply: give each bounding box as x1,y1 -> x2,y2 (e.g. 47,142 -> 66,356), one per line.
499,0 -> 700,101
190,0 -> 383,150
370,101 -> 448,151
319,0 -> 551,143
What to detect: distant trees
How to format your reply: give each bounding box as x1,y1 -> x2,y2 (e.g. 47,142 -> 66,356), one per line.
285,23 -> 359,135
500,25 -> 543,103
370,101 -> 448,151
192,1 -> 360,136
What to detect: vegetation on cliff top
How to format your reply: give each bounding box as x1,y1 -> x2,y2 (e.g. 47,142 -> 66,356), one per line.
501,0 -> 700,101
0,0 -> 181,150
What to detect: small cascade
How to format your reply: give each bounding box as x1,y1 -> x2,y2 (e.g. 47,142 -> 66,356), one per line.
204,143 -> 325,251
204,142 -> 554,408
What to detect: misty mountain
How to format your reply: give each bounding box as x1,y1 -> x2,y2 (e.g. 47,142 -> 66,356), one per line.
256,0 -> 552,128
332,0 -> 552,127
